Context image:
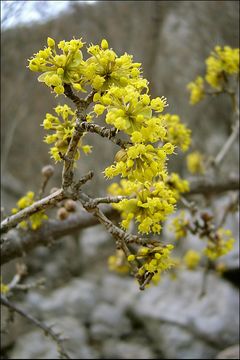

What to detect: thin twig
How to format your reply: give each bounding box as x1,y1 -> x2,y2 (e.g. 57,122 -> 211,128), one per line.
187,175 -> 239,195
1,207 -> 119,265
79,192 -> 156,289
1,189 -> 65,234
0,295 -> 71,359
217,193 -> 239,228
139,272 -> 154,290
78,122 -> 130,149
64,84 -> 85,110
61,115 -> 86,189
72,171 -> 94,194
213,120 -> 239,167
198,259 -> 212,298
62,85 -> 95,189
80,194 -> 139,270
84,195 -> 129,207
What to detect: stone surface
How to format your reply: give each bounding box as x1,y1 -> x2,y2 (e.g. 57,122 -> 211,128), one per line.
9,316 -> 97,359
101,338 -> 157,359
216,344 -> 240,359
132,270 -> 239,359
89,302 -> 132,340
25,278 -> 98,322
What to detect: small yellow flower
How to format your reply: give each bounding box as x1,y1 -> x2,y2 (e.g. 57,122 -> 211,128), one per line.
128,254 -> 135,262
183,250 -> 201,270
187,76 -> 205,105
101,39 -> 109,50
186,151 -> 205,174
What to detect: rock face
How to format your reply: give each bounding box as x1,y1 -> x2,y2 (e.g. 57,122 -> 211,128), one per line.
5,270 -> 239,360
132,270 -> 239,359
216,344 -> 240,359
10,316 -> 97,359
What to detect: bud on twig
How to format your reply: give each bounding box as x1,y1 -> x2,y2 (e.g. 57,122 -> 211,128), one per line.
41,165 -> 54,178
64,199 -> 77,212
57,207 -> 69,220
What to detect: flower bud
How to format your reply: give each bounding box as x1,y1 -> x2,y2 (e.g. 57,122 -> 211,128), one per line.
101,39 -> 109,50
64,199 -> 77,212
201,212 -> 213,222
47,37 -> 55,48
41,165 -> 54,178
57,207 -> 69,220
115,149 -> 127,163
55,139 -> 68,148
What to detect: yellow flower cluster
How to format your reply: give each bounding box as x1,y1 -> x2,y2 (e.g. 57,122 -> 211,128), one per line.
205,46 -> 239,89
169,211 -> 189,240
29,37 -> 85,95
0,278 -> 9,295
108,249 -> 131,274
187,46 -> 239,104
93,85 -> 167,134
28,37 -> 147,95
43,104 -> 92,162
12,192 -> 48,230
170,212 -> 235,267
183,250 -> 201,270
186,151 -> 205,174
128,244 -> 174,285
163,114 -> 191,151
105,143 -> 172,182
84,39 -> 148,91
29,36 -> 192,286
108,180 -> 176,234
204,228 -> 235,260
187,77 -> 205,105
166,173 -> 190,200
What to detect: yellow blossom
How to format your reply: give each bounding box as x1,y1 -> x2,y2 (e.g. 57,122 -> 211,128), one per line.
186,151 -> 205,174
187,76 -> 205,105
12,192 -> 48,230
204,228 -> 235,260
183,250 -> 201,270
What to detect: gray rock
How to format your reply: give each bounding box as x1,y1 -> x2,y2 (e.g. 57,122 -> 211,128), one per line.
9,331 -> 58,359
132,270 -> 239,359
79,225 -> 115,273
9,316 -> 98,359
99,274 -> 139,310
101,338 -> 157,359
26,278 -> 98,322
216,344 -> 240,359
89,302 -> 132,340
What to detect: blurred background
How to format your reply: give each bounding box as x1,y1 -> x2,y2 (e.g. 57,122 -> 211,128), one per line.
1,1 -> 239,359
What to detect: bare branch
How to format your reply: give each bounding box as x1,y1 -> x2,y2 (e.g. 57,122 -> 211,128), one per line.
213,120 -> 239,167
0,295 -> 71,359
64,84 -> 85,110
72,171 -> 94,194
1,189 -> 65,234
63,84 -> 95,112
1,207 -> 119,265
1,175 -> 239,265
0,171 -> 95,236
78,192 -> 157,289
78,122 -> 130,148
84,195 -> 129,207
81,197 -> 140,276
217,193 -> 239,228
61,86 -> 95,190
188,175 -> 239,196
61,115 -> 86,189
